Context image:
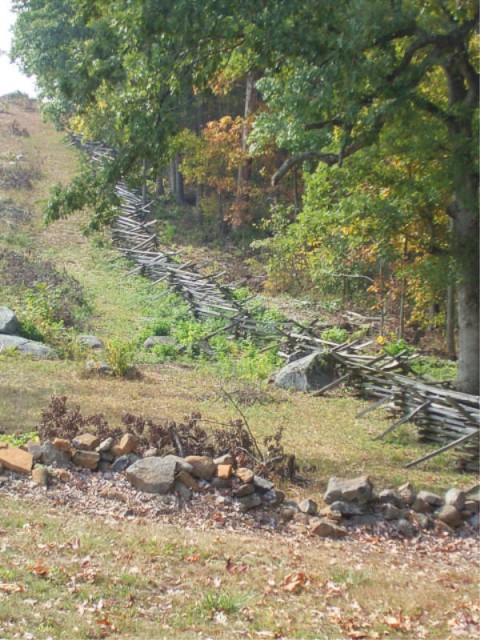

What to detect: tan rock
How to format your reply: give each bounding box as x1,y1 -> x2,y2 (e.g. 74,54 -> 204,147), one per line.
111,433 -> 137,457
119,433 -> 137,454
217,464 -> 233,479
214,453 -> 234,465
176,470 -> 201,491
235,467 -> 254,484
31,466 -> 49,487
72,450 -> 100,470
319,506 -> 343,522
184,455 -> 216,480
72,433 -> 100,451
0,444 -> 33,474
293,512 -> 311,525
52,438 -> 72,453
310,519 -> 348,538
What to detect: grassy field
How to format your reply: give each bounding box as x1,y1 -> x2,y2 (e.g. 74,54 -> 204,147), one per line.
0,94 -> 478,639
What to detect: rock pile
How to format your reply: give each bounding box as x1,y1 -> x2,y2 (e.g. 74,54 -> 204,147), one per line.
0,306 -> 54,356
0,433 -> 478,538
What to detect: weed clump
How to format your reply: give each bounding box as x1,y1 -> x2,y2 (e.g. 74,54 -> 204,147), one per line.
0,249 -> 88,328
36,395 -> 290,478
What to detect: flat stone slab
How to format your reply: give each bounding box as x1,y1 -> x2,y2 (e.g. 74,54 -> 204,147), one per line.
0,443 -> 33,474
126,457 -> 177,494
72,434 -> 101,451
0,334 -> 54,356
324,475 -> 373,505
72,450 -> 100,470
0,307 -> 19,335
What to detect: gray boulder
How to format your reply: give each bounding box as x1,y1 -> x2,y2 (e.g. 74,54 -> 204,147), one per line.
0,334 -> 54,357
383,504 -> 404,520
329,501 -> 364,517
324,475 -> 373,505
377,489 -> 404,509
398,482 -> 416,506
85,359 -> 113,375
41,441 -> 71,468
126,456 -> 177,494
298,498 -> 318,515
0,307 -> 19,335
111,453 -> 140,473
233,484 -> 256,498
162,455 -> 194,474
445,488 -> 465,511
436,505 -> 463,528
273,351 -> 335,391
261,489 -> 285,507
417,490 -> 443,507
78,335 -> 104,350
396,518 -> 414,536
236,493 -> 262,512
253,476 -> 275,494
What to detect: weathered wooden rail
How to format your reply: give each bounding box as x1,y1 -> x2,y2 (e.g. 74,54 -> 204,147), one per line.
70,135 -> 479,470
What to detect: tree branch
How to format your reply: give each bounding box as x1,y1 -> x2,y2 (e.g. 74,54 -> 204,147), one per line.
411,95 -> 454,124
386,16 -> 479,82
304,117 -> 343,131
272,116 -> 384,186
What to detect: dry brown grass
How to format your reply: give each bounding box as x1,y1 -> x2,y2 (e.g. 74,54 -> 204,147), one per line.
0,354 -> 474,498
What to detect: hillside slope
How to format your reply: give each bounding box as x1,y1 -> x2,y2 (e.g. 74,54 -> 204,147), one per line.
0,95 -> 478,640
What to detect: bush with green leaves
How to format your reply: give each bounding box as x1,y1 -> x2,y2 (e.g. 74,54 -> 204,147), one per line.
411,356 -> 457,383
383,338 -> 415,357
104,339 -> 136,377
0,431 -> 38,447
320,327 -> 349,344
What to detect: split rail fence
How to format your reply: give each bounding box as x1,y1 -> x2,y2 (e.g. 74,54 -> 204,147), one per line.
71,136 -> 479,471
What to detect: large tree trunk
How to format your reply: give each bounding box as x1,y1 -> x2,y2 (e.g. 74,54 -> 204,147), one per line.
445,61 -> 479,395
452,193 -> 479,394
450,151 -> 478,393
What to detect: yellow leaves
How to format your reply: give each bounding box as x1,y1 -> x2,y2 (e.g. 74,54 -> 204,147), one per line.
379,187 -> 391,200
